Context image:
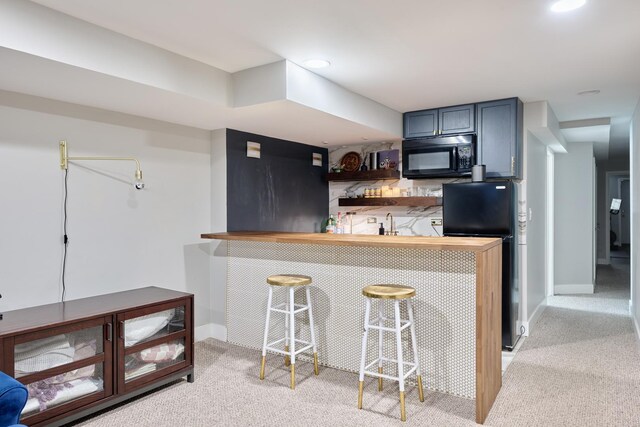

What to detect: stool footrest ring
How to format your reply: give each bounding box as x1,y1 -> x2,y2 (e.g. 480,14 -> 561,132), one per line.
366,321 -> 411,332
266,338 -> 313,356
364,358 -> 418,380
270,302 -> 309,314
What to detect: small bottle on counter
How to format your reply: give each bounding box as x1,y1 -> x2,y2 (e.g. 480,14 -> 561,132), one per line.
378,223 -> 385,235
326,215 -> 336,234
336,212 -> 344,234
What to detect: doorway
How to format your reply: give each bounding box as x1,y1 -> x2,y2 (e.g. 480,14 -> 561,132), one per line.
611,178 -> 631,259
606,171 -> 630,263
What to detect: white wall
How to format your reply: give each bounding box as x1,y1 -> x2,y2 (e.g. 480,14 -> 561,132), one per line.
554,142 -> 595,293
208,129 -> 228,340
630,98 -> 640,339
524,132 -> 548,323
0,91 -> 216,333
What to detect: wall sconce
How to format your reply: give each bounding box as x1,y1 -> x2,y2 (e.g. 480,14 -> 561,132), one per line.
59,140 -> 144,189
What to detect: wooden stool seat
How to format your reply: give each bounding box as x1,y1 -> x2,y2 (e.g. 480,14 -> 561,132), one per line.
267,274 -> 312,287
362,284 -> 416,300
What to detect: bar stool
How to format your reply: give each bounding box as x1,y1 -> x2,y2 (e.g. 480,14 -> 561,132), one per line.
259,274 -> 319,389
357,284 -> 424,422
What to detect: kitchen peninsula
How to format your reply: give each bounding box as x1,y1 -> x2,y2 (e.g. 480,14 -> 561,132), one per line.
201,231 -> 502,424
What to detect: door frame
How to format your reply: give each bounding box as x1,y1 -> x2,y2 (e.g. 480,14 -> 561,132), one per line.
605,170 -> 630,263
618,178 -> 630,246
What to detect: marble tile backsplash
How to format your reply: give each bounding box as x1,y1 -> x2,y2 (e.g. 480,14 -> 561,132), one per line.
329,142 -> 469,236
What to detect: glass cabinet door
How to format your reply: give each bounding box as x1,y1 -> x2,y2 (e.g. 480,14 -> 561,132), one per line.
117,299 -> 191,393
14,316 -> 113,425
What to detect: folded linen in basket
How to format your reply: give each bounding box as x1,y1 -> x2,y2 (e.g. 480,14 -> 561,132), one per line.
135,342 -> 185,363
125,362 -> 157,380
14,335 -> 72,360
125,309 -> 175,346
22,378 -> 102,414
15,335 -> 75,375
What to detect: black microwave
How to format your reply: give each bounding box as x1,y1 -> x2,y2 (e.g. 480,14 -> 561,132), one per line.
402,134 -> 475,179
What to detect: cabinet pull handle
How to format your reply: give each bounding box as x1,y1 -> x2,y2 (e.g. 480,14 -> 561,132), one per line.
106,323 -> 113,342
433,130 -> 437,136
511,156 -> 515,175
119,321 -> 125,340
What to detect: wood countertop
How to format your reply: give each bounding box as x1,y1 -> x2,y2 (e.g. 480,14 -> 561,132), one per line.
201,231 -> 501,252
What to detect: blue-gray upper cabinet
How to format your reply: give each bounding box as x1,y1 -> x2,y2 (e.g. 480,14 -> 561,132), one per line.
438,104 -> 475,135
404,108 -> 438,139
404,104 -> 475,138
476,98 -> 523,179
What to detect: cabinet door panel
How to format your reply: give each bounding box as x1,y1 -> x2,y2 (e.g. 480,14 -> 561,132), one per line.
477,99 -> 519,178
116,298 -> 191,394
439,104 -> 475,135
17,315 -> 113,426
404,109 -> 438,139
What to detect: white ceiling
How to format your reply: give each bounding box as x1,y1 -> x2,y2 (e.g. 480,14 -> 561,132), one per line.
18,0 -> 640,153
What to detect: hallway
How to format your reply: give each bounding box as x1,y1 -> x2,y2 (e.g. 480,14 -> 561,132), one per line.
487,261 -> 640,426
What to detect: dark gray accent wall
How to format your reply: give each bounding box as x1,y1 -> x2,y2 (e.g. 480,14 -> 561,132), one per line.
226,129 -> 329,232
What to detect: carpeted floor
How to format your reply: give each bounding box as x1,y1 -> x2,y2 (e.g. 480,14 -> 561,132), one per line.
72,262 -> 640,426
485,260 -> 640,426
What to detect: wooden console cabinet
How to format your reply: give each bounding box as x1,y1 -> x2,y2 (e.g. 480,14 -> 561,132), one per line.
0,287 -> 194,427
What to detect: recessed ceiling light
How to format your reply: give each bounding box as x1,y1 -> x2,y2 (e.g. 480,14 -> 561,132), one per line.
304,59 -> 331,69
361,137 -> 369,141
577,89 -> 600,96
550,0 -> 586,13
321,141 -> 329,145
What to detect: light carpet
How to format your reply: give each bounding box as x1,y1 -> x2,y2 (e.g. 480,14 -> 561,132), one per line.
72,263 -> 640,426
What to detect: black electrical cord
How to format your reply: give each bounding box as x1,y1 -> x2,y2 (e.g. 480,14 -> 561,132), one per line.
62,168 -> 69,302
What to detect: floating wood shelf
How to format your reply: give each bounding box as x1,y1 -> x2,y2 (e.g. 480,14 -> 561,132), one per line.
338,196 -> 442,207
325,169 -> 400,182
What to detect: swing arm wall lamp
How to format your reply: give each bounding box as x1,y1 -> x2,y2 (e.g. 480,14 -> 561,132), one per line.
59,140 -> 144,189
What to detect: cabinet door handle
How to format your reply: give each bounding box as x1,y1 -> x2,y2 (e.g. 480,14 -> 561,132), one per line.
433,130 -> 437,136
511,156 -> 515,175
106,323 -> 113,342
119,321 -> 125,340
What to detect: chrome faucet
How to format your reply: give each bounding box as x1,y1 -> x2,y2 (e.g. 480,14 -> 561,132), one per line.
386,213 -> 396,236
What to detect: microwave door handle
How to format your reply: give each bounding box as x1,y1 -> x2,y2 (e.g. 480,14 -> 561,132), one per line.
452,147 -> 457,170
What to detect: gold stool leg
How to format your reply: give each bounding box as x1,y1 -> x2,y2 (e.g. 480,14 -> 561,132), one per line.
358,381 -> 364,409
290,364 -> 296,389
378,367 -> 383,391
417,375 -> 425,402
284,345 -> 290,367
313,352 -> 319,375
399,391 -> 406,422
259,356 -> 266,380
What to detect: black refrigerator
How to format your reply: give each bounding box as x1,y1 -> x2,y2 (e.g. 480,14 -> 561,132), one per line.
442,181 -> 520,351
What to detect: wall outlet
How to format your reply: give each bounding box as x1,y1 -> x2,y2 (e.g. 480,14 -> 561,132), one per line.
430,218 -> 443,226
367,217 -> 377,224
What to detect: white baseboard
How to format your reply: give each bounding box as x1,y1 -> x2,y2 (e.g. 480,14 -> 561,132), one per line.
195,323 -> 227,342
521,297 -> 547,336
554,284 -> 595,294
597,258 -> 610,265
